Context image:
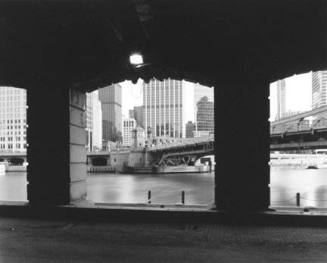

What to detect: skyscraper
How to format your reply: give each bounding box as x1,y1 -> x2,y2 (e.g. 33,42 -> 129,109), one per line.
98,84 -> 122,147
185,121 -> 196,138
312,71 -> 327,109
143,78 -> 184,139
196,96 -> 214,135
276,79 -> 286,119
0,87 -> 27,152
122,117 -> 136,146
86,92 -> 93,151
133,106 -> 144,128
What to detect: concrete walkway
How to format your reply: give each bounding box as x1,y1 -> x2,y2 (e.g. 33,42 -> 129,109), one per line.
0,217 -> 327,262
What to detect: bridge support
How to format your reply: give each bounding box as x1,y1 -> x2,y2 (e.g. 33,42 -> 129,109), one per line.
215,76 -> 270,211
27,82 -> 87,205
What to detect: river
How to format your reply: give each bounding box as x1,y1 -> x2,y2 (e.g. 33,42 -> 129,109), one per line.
1,168 -> 327,207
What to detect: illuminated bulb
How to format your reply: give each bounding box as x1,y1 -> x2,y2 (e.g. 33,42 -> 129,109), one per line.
129,53 -> 143,65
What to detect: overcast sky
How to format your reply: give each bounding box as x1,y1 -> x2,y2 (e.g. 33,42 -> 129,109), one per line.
270,71 -> 312,121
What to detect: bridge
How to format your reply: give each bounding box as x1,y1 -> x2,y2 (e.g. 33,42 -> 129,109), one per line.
270,106 -> 327,151
146,135 -> 214,166
0,135 -> 215,170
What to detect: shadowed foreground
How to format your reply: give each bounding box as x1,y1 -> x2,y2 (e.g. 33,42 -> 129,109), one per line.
0,218 -> 327,262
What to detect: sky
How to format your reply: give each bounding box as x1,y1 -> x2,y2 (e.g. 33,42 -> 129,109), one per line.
269,71 -> 312,121
120,79 -> 143,118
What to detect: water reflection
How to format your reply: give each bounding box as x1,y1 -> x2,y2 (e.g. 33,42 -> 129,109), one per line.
270,167 -> 327,207
87,173 -> 215,205
1,169 -> 327,207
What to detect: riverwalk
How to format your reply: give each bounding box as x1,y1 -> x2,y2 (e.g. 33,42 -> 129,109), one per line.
0,216 -> 327,262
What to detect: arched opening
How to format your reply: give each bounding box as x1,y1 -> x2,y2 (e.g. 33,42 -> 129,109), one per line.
85,78 -> 215,206
9,158 -> 24,166
270,70 -> 327,209
91,157 -> 108,166
0,86 -> 27,202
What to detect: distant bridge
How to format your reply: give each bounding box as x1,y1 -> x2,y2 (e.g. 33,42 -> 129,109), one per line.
0,135 -> 215,168
270,106 -> 327,151
147,135 -> 215,166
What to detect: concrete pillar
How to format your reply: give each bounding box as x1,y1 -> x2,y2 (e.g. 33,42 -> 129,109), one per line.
214,76 -> 270,211
27,84 -> 87,205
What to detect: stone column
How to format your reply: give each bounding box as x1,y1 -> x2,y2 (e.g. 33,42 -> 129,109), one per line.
214,76 -> 270,211
27,83 -> 87,205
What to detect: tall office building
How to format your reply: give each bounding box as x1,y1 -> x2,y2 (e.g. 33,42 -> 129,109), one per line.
86,92 -> 93,151
185,121 -> 196,138
98,84 -> 122,147
194,83 -> 214,132
276,79 -> 286,119
143,78 -> 184,139
196,96 -> 214,134
0,87 -> 27,152
312,71 -> 327,109
133,106 -> 144,128
122,117 -> 136,146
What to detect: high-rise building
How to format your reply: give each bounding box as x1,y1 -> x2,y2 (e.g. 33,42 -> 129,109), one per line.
144,78 -> 185,139
133,106 -> 144,128
312,71 -> 327,109
276,79 -> 286,119
122,117 -> 136,146
185,121 -> 196,138
86,93 -> 93,151
0,87 -> 27,152
193,83 -> 214,131
98,84 -> 122,148
196,96 -> 214,134
129,109 -> 134,119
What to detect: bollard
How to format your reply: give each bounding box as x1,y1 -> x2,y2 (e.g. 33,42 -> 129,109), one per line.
181,191 -> 185,205
148,190 -> 151,204
296,192 -> 300,207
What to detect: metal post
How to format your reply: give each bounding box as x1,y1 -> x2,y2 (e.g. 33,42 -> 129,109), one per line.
296,192 -> 300,207
148,190 -> 151,204
181,191 -> 185,205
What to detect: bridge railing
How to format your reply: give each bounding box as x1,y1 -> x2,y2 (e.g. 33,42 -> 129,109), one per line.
271,118 -> 327,135
147,135 -> 214,151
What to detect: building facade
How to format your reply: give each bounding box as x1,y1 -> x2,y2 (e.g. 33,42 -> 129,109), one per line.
133,106 -> 144,128
143,78 -> 184,139
122,117 -> 136,146
312,71 -> 327,109
196,96 -> 214,134
86,92 -> 93,151
0,87 -> 27,152
185,121 -> 196,138
98,84 -> 122,148
276,79 -> 286,119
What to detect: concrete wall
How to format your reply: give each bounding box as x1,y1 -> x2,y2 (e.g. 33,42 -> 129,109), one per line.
128,151 -> 145,168
110,151 -> 129,172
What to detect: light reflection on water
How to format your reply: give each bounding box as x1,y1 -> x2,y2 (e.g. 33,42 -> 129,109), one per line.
86,172 -> 215,205
270,167 -> 327,207
1,169 -> 327,207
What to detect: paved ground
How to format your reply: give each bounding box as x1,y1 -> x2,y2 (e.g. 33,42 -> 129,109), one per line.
0,217 -> 327,263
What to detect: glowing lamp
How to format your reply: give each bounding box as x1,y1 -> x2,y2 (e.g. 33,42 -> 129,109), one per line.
129,53 -> 144,65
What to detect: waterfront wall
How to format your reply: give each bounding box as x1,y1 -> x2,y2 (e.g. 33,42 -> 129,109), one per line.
110,151 -> 129,172
270,153 -> 327,168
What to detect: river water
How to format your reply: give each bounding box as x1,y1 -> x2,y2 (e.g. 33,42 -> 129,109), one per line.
1,168 -> 327,207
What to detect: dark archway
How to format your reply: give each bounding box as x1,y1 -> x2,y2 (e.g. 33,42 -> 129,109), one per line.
0,1 -> 325,211
91,157 -> 108,166
9,158 -> 24,166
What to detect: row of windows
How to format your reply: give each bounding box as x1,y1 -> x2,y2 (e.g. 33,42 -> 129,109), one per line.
0,119 -> 26,124
0,143 -> 27,149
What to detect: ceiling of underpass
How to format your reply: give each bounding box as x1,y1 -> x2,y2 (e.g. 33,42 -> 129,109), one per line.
0,0 -> 326,91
